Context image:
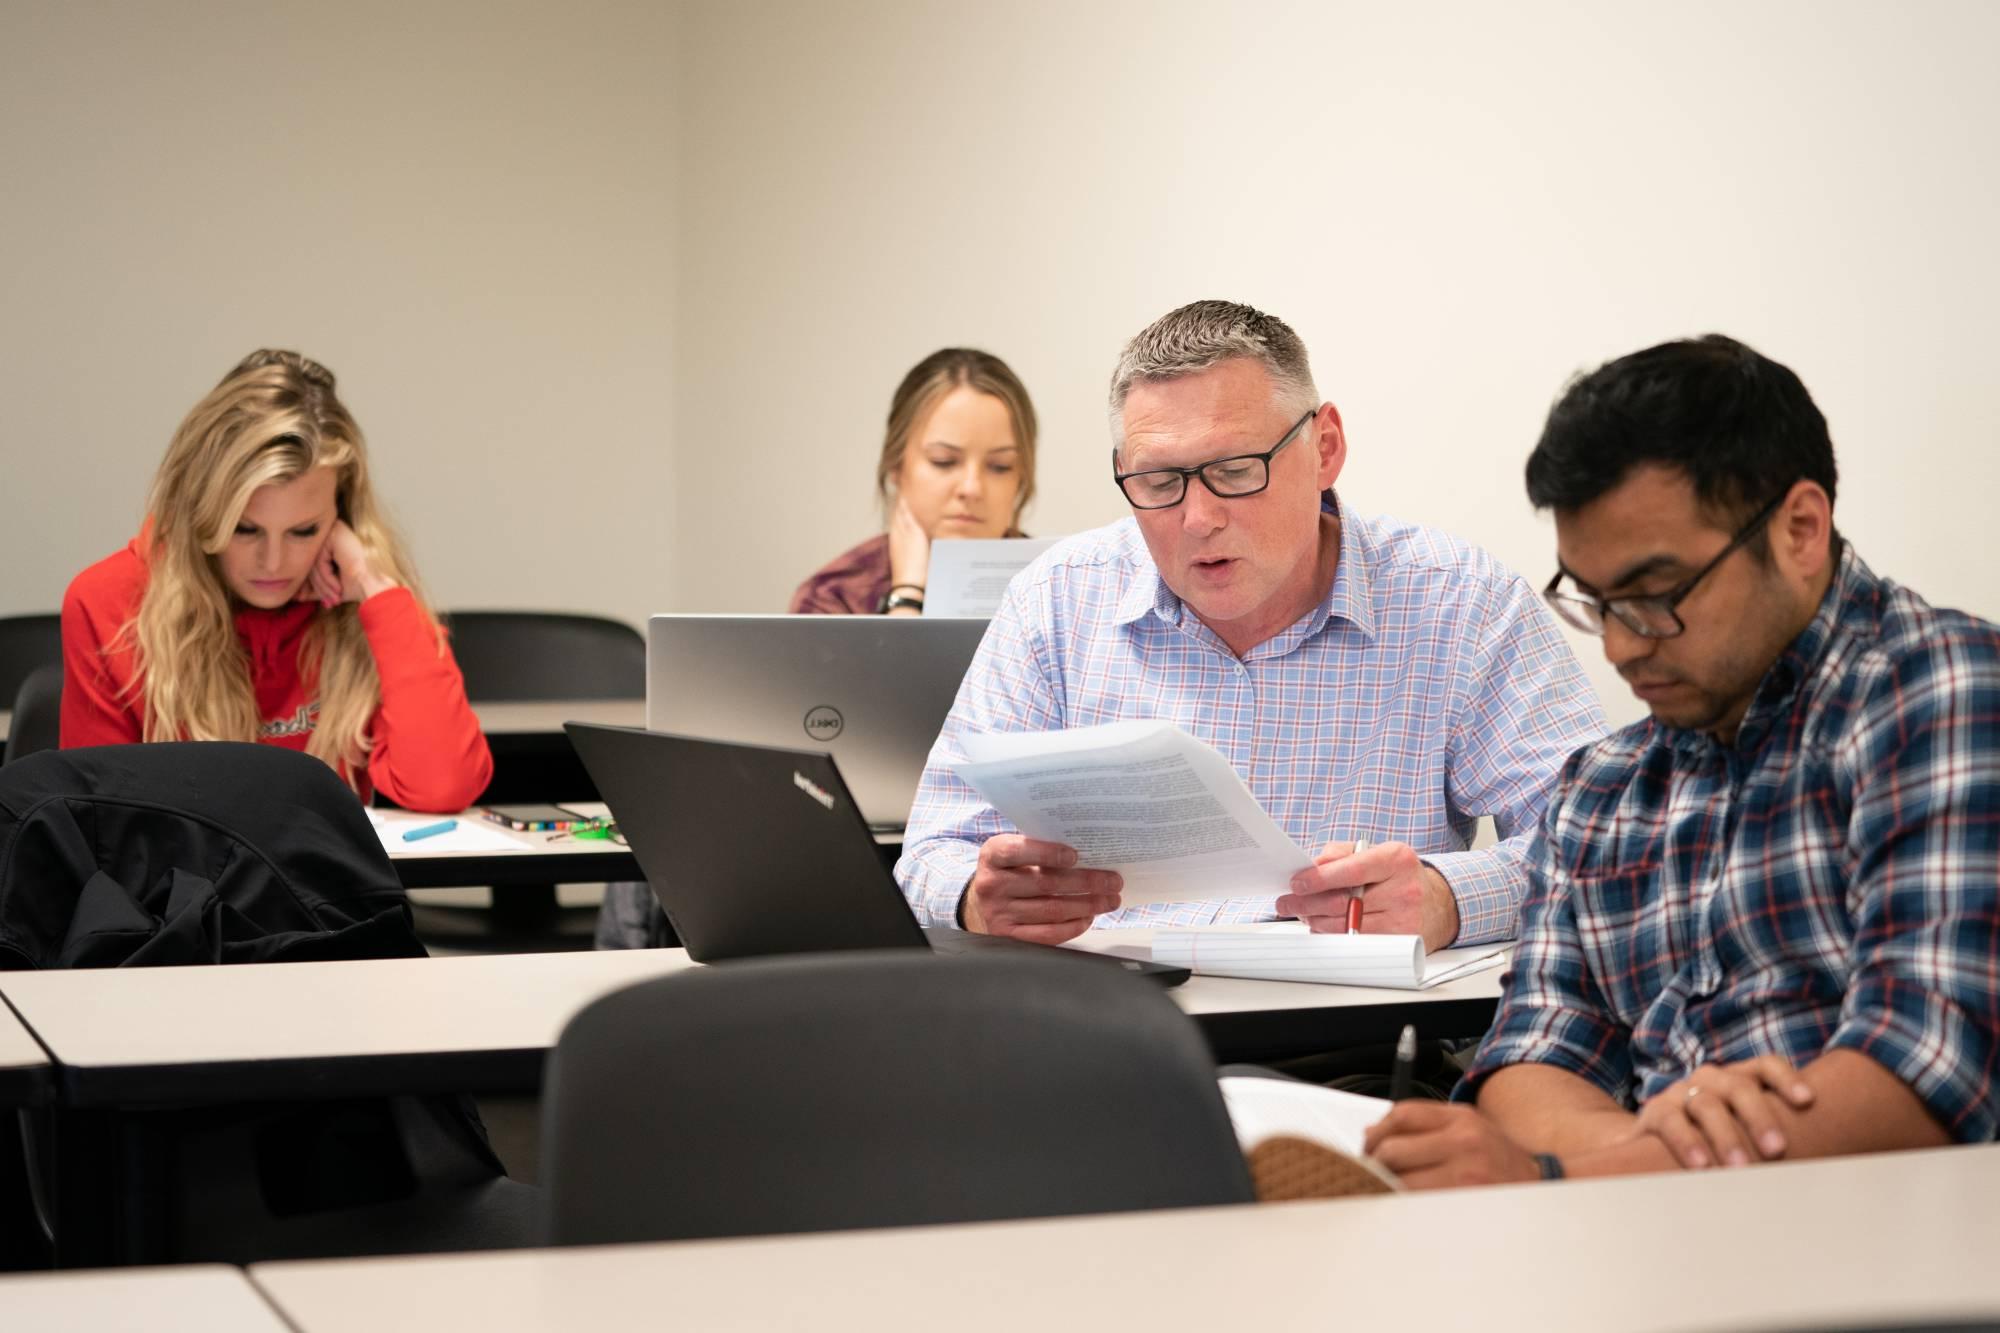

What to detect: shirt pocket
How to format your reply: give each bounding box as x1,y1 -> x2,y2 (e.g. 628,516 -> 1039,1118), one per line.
1564,863 -> 1681,1027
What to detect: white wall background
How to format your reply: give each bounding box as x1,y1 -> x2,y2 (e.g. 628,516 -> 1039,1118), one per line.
8,0 -> 1999,728
0,0 -> 679,631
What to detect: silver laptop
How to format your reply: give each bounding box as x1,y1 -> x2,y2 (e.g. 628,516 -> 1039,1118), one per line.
645,614 -> 988,830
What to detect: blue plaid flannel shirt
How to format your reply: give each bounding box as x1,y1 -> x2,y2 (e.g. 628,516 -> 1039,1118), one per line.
895,497 -> 1605,942
1462,544 -> 2000,1142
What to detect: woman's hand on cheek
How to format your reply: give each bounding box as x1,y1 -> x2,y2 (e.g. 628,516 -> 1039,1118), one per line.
297,541 -> 342,608
887,495 -> 932,590
320,520 -> 399,604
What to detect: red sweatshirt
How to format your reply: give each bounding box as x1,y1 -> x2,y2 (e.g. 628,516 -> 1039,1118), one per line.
60,535 -> 493,813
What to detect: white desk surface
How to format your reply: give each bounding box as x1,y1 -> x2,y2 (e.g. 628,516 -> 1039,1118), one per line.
470,698 -> 643,734
0,1264 -> 288,1332
0,701 -> 638,748
1,998 -> 49,1072
0,996 -> 52,1105
376,801 -> 628,862
0,931 -> 1497,1076
252,1142 -> 2000,1333
0,948 -> 698,1073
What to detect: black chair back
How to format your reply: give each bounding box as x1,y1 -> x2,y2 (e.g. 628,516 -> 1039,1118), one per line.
542,950 -> 1253,1246
4,664 -> 62,765
0,743 -> 536,1263
440,611 -> 643,701
0,614 -> 61,711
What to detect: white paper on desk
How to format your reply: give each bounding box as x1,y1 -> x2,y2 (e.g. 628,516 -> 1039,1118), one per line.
1151,922 -> 1508,989
364,809 -> 532,857
949,720 -> 1312,907
1219,1076 -> 1391,1158
923,537 -> 1058,618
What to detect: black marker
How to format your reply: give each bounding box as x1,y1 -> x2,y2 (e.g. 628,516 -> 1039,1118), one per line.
1388,1023 -> 1417,1101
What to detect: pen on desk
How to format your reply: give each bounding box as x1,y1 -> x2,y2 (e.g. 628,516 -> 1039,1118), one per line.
1388,1023 -> 1417,1101
1345,836 -> 1371,934
401,819 -> 458,842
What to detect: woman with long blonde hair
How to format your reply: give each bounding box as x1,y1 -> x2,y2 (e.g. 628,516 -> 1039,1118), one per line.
60,350 -> 491,812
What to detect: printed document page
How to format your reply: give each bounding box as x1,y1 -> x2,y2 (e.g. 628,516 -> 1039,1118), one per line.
950,720 -> 1313,906
924,537 -> 1059,617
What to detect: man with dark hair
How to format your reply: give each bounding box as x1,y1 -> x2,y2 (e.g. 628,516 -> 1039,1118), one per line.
1361,334 -> 2000,1186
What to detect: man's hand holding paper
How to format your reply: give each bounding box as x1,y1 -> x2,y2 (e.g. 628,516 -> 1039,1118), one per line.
961,833 -> 1122,944
952,721 -> 1462,951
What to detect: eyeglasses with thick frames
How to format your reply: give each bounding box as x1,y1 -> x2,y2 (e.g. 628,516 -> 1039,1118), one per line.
1543,492 -> 1788,639
1111,410 -> 1314,510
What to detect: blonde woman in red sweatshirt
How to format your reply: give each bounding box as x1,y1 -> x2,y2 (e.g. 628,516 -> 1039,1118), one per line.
60,350 -> 491,813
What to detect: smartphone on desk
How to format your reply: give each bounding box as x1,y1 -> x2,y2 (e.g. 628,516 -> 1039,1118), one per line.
480,803 -> 593,832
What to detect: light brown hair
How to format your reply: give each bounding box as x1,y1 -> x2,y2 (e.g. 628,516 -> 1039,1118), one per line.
875,348 -> 1038,527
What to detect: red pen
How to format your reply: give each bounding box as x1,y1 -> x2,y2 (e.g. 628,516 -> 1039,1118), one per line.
1344,837 -> 1372,933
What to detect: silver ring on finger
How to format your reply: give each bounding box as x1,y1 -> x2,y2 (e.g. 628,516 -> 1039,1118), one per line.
1685,1084 -> 1702,1104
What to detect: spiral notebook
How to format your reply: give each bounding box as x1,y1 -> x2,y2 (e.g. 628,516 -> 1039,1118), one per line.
1150,923 -> 1507,989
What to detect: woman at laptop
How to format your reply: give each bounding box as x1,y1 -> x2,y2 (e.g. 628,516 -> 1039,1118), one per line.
61,349 -> 492,812
790,348 -> 1039,615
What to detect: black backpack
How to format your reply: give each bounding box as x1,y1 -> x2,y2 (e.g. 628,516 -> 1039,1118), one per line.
0,741 -> 421,969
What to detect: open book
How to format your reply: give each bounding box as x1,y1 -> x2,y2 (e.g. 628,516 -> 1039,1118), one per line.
1220,1076 -> 1402,1196
949,720 -> 1314,906
1152,923 -> 1508,990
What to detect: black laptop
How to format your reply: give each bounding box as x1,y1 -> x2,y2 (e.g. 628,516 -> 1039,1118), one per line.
565,723 -> 1189,987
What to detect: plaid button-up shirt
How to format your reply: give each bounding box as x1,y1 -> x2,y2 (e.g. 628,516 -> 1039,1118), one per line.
1463,545 -> 2000,1142
894,498 -> 1605,943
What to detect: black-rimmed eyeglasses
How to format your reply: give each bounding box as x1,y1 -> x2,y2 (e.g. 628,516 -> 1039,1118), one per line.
1543,492 -> 1787,639
1111,410 -> 1314,510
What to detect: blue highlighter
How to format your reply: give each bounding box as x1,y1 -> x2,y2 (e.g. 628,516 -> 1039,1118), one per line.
401,819 -> 459,842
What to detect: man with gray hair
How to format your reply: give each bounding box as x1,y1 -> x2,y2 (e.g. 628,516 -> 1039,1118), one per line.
896,300 -> 1602,961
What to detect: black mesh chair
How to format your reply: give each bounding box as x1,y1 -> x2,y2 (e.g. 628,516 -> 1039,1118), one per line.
440,612 -> 644,702
0,614 -> 62,719
4,664 -> 62,765
417,612 -> 647,953
541,950 -> 1254,1246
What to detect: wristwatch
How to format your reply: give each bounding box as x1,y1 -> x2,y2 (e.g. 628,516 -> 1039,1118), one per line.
880,586 -> 925,613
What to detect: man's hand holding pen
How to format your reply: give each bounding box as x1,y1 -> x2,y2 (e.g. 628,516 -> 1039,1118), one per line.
1276,837 -> 1461,951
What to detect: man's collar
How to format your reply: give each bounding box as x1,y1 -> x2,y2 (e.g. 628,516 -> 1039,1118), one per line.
1723,538 -> 1870,752
1112,535 -> 1176,627
1319,491 -> 1376,643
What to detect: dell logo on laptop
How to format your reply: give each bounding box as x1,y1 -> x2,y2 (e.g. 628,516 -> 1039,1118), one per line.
803,706 -> 844,741
793,770 -> 836,810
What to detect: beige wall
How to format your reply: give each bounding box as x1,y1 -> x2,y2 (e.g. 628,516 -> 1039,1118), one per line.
0,0 -> 678,632
675,0 -> 2000,725
7,2 -> 1999,728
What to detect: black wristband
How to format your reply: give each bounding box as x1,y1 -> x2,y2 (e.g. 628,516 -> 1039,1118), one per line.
880,588 -> 925,613
1532,1152 -> 1565,1181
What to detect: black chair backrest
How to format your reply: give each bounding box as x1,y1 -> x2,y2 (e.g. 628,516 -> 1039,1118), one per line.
440,611 -> 644,702
4,664 -> 62,765
0,614 -> 62,710
0,741 -> 424,969
541,949 -> 1253,1246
